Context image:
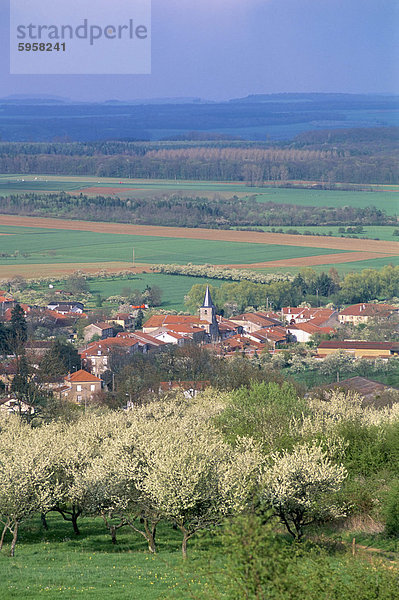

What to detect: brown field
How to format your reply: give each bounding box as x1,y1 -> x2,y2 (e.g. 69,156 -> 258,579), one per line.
226,251 -> 396,269
1,214 -> 399,255
0,262 -> 152,280
72,187 -> 138,196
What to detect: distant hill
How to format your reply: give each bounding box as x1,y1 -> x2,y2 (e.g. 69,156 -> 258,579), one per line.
0,93 -> 397,142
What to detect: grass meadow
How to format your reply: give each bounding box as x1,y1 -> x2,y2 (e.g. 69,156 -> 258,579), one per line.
0,514 -> 213,600
1,513 -> 397,600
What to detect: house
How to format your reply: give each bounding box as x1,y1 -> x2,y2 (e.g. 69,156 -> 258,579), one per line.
218,334 -> 267,357
84,322 -> 115,343
54,290 -> 73,297
0,397 -> 34,416
246,326 -> 290,349
217,317 -> 243,339
81,337 -> 140,376
107,313 -> 133,329
47,301 -> 85,315
153,331 -> 188,346
151,324 -> 206,344
143,314 -> 207,334
317,340 -> 399,359
316,376 -> 399,407
0,294 -> 17,316
288,322 -> 334,343
116,331 -> 166,353
338,303 -> 398,326
283,307 -> 339,328
229,312 -> 283,334
61,370 -> 102,404
2,303 -> 32,322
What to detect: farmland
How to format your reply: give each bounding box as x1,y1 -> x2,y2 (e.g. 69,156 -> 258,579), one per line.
0,214 -> 398,287
0,174 -> 398,214
0,223 -> 347,268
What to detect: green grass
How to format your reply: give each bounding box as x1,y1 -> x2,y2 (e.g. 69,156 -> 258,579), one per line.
0,514 -> 212,599
88,274 -> 224,311
1,513 -> 397,600
0,225 -> 345,267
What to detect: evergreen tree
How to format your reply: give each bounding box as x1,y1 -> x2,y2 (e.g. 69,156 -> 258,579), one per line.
135,309 -> 144,330
39,340 -> 81,382
10,304 -> 27,343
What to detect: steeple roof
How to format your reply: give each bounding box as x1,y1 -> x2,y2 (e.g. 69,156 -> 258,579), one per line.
202,286 -> 215,308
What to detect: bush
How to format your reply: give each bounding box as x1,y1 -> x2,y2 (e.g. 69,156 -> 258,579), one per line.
200,514 -> 399,600
384,480 -> 399,537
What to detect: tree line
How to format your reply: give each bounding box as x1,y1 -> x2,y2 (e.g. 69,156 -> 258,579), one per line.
184,265 -> 399,311
0,193 -> 394,227
0,144 -> 398,183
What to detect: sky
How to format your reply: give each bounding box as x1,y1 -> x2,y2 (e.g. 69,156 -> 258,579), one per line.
0,0 -> 398,101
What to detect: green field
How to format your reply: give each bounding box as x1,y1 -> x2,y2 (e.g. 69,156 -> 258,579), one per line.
0,225 -> 345,267
0,175 -> 398,214
242,225 -> 399,242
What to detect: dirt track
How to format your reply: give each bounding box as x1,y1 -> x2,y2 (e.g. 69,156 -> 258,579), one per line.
1,214 -> 399,255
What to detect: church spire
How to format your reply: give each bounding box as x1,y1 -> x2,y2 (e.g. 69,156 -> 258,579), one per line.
202,285 -> 214,308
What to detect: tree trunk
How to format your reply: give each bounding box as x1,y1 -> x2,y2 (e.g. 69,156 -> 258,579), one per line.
182,532 -> 189,560
143,519 -> 157,553
71,506 -> 81,535
10,522 -> 18,557
41,512 -> 49,530
110,525 -> 117,545
0,519 -> 10,551
71,513 -> 80,535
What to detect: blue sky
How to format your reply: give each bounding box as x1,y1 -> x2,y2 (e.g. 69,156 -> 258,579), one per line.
1,0 -> 398,100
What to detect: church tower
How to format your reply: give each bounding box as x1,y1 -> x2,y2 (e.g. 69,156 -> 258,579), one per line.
199,286 -> 219,340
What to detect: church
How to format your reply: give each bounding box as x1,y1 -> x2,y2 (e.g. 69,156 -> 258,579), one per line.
142,286 -> 240,343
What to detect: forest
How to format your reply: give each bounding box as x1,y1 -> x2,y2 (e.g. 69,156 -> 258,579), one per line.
0,126 -> 398,183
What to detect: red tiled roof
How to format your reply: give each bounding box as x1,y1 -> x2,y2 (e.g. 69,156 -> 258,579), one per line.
231,313 -> 282,327
89,322 -> 114,330
290,322 -> 333,334
65,370 -> 102,383
155,331 -> 186,340
82,337 -> 138,357
116,332 -> 166,346
144,315 -> 203,328
339,303 -> 397,317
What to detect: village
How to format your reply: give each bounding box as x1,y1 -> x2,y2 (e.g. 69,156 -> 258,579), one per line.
1,285 -> 398,413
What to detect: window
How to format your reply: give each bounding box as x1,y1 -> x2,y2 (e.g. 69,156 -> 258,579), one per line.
77,395 -> 82,403
77,385 -> 82,392
90,385 -> 96,392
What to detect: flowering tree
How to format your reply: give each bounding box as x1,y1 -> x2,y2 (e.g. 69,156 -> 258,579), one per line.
137,418 -> 262,558
0,417 -> 57,556
261,443 -> 347,540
